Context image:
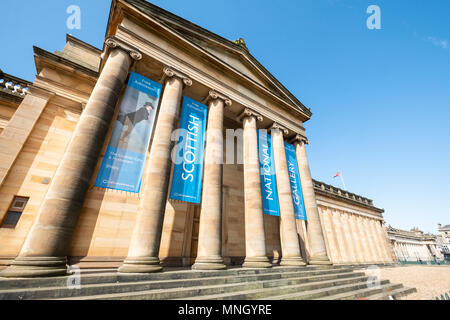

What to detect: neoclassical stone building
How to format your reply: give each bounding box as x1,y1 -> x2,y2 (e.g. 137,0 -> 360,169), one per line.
388,227 -> 443,263
0,0 -> 393,277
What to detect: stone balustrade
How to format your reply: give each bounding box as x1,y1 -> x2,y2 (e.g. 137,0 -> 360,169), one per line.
0,70 -> 31,97
313,179 -> 376,209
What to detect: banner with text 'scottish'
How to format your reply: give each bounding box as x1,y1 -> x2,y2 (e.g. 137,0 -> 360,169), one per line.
169,96 -> 207,204
95,72 -> 162,193
257,130 -> 280,216
284,142 -> 307,221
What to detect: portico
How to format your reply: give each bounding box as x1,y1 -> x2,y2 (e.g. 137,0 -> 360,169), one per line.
0,0 -> 393,278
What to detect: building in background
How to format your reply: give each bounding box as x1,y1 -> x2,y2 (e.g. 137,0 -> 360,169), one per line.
437,223 -> 450,261
388,226 -> 443,263
0,0 -> 394,278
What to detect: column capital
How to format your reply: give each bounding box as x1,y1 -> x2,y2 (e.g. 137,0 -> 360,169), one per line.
105,37 -> 142,61
269,122 -> 289,136
162,66 -> 193,87
290,134 -> 309,145
205,90 -> 232,107
237,108 -> 263,123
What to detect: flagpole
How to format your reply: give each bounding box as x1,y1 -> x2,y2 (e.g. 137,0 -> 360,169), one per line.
339,173 -> 347,191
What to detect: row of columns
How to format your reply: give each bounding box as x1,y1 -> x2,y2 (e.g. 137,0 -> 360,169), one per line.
320,206 -> 392,265
0,37 -> 331,278
393,241 -> 433,261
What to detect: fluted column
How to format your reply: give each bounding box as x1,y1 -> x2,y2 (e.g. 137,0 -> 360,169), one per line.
367,218 -> 384,263
372,220 -> 388,263
271,124 -> 305,266
292,136 -> 331,265
363,217 -> 381,263
354,215 -> 371,264
341,213 -> 358,264
347,214 -> 364,264
239,109 -> 272,268
119,67 -> 192,273
192,91 -> 231,270
0,38 -> 139,278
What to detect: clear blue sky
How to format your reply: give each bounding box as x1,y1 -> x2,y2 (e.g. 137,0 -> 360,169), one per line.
1,0 -> 449,234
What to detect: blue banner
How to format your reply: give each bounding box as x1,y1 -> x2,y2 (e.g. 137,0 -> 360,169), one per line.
257,130 -> 280,216
169,97 -> 207,204
95,72 -> 162,193
284,142 -> 307,220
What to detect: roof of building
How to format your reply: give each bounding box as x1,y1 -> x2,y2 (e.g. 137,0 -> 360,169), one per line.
387,226 -> 437,241
312,179 -> 384,213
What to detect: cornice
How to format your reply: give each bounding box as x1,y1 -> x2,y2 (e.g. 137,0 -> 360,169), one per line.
33,46 -> 99,79
313,179 -> 384,214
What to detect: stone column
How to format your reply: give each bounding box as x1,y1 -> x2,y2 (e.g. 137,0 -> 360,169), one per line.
192,91 -> 231,270
292,136 -> 332,265
354,215 -> 371,264
239,109 -> 272,268
332,209 -> 348,264
341,213 -> 358,264
348,214 -> 364,264
372,220 -> 389,263
0,38 -> 140,278
119,67 -> 192,273
271,124 -> 305,266
382,223 -> 395,261
368,218 -> 384,263
364,218 -> 382,263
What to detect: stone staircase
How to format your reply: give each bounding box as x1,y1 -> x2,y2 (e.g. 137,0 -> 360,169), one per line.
0,265 -> 416,300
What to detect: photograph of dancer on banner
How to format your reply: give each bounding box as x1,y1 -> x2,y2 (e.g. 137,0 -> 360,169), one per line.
109,86 -> 158,155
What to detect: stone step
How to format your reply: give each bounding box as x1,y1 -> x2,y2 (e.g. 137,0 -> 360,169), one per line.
314,283 -> 404,300
364,286 -> 417,300
263,279 -> 391,300
0,269 -> 361,300
0,265 -> 350,291
174,275 -> 370,301
58,273 -> 368,300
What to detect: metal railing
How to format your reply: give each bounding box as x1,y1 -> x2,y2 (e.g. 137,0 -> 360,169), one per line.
435,292 -> 450,300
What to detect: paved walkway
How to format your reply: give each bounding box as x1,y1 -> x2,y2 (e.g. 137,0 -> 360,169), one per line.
364,265 -> 450,300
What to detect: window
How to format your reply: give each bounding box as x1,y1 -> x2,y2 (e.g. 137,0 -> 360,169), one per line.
1,196 -> 29,228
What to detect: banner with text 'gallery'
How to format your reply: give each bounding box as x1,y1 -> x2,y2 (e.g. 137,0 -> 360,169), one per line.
284,142 -> 307,221
169,96 -> 207,204
94,72 -> 162,193
257,130 -> 280,217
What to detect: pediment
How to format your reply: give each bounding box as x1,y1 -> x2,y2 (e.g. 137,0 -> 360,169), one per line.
118,0 -> 311,118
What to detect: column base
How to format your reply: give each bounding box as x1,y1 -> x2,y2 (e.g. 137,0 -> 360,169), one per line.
192,257 -> 226,270
308,255 -> 332,265
118,257 -> 163,274
280,257 -> 307,267
242,256 -> 272,269
0,256 -> 68,278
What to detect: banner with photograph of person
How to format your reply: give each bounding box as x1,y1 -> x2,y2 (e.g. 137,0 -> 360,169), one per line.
95,72 -> 162,193
169,97 -> 207,204
257,130 -> 280,217
284,142 -> 307,220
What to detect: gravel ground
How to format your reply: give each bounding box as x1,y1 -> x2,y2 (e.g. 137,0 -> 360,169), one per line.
364,265 -> 450,300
